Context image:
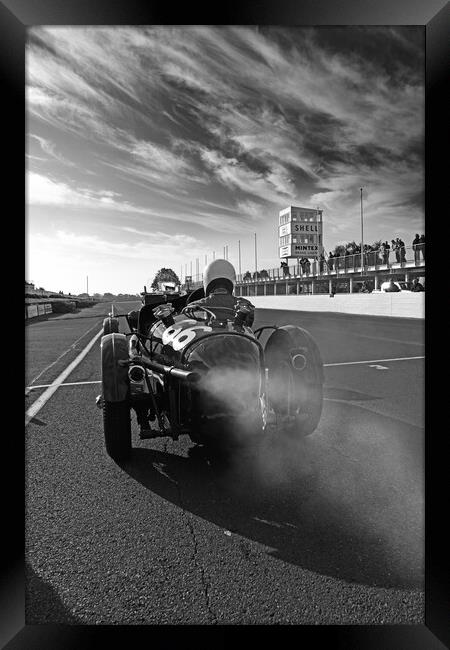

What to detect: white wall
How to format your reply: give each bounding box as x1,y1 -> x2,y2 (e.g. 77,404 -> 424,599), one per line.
250,293 -> 425,319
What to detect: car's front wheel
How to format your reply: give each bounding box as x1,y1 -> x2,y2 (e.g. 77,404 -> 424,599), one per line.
103,316 -> 120,335
100,332 -> 131,462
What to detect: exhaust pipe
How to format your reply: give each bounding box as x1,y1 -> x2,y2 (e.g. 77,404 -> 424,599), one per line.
128,364 -> 146,383
291,353 -> 307,371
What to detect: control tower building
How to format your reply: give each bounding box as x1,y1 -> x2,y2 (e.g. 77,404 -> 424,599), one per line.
278,206 -> 323,260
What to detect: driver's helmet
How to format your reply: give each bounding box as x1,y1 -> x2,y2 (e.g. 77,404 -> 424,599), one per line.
203,259 -> 236,295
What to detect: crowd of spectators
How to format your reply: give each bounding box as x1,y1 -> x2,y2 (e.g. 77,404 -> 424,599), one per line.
241,233 -> 425,283
325,233 -> 424,271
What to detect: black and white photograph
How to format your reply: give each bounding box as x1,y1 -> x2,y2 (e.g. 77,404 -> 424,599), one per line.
23,22 -> 432,631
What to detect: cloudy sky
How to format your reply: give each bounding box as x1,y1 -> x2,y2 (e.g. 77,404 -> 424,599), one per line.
26,26 -> 424,294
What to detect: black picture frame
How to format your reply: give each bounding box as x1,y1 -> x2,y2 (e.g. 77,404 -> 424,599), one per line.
7,0 -> 449,648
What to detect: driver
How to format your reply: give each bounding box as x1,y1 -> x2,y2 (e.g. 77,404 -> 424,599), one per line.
188,259 -> 255,327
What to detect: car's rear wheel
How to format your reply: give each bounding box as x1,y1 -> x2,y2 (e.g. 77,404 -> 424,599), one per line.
103,316 -> 120,335
103,400 -> 131,462
265,326 -> 323,437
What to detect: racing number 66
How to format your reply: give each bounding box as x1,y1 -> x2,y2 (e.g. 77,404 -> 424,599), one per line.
162,325 -> 212,351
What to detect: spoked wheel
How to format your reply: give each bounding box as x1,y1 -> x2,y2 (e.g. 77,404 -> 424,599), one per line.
265,326 -> 324,438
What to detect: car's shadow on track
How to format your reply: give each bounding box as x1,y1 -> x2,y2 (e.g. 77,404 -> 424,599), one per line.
26,562 -> 81,624
122,405 -> 424,591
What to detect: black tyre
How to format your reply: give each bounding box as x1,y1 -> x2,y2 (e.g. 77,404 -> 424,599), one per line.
100,332 -> 131,461
103,316 -> 120,335
265,326 -> 323,437
103,400 -> 131,462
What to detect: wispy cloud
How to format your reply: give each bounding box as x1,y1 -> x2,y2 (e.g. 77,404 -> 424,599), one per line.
31,229 -> 205,261
26,171 -> 149,214
28,134 -> 75,167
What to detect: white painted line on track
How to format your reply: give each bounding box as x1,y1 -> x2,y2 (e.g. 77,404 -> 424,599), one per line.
352,333 -> 424,346
25,329 -> 103,426
324,355 -> 424,367
28,318 -> 104,386
26,380 -> 101,391
25,356 -> 425,395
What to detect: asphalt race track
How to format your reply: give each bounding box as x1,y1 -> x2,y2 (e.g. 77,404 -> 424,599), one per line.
25,301 -> 425,624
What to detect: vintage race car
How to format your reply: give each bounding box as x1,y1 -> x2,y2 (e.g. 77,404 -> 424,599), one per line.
96,288 -> 324,462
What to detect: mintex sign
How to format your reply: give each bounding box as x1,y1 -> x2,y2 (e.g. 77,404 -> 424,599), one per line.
278,205 -> 323,259
293,244 -> 320,254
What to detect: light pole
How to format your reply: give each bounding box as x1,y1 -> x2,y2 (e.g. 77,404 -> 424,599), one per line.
254,233 -> 258,275
360,187 -> 364,276
238,240 -> 241,277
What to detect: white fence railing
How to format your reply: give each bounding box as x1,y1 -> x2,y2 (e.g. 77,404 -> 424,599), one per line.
182,244 -> 425,291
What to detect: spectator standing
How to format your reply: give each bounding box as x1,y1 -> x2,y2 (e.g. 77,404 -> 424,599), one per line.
374,243 -> 382,265
334,252 -> 341,270
327,252 -> 334,271
412,234 -> 420,263
419,234 -> 425,260
300,257 -> 309,275
305,259 -> 311,274
392,239 -> 400,263
280,260 -> 290,277
362,244 -> 368,266
398,237 -> 406,263
346,244 -> 355,269
383,241 -> 390,264
319,252 -> 325,273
